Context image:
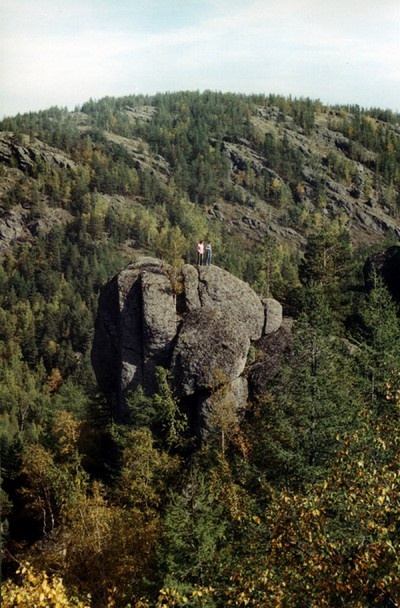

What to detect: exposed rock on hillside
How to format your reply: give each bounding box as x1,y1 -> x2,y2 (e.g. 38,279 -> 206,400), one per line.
102,131 -> 171,183
0,200 -> 72,252
1,96 -> 399,260
0,132 -> 76,174
0,207 -> 28,246
0,134 -> 76,251
91,256 -> 284,432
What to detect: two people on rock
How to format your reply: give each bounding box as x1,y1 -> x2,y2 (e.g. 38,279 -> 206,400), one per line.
196,240 -> 212,266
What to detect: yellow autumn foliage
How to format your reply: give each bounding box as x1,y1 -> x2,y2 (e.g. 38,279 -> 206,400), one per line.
2,562 -> 91,608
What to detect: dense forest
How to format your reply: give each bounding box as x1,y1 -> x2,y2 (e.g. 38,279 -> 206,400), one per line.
1,90 -> 400,607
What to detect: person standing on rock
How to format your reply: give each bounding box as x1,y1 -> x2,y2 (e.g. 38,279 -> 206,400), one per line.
197,240 -> 204,265
205,241 -> 212,266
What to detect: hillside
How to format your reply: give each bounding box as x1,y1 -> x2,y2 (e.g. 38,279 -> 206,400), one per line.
1,92 -> 399,265
2,92 -> 400,608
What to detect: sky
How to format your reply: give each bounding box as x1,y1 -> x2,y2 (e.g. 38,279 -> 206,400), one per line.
1,0 -> 399,118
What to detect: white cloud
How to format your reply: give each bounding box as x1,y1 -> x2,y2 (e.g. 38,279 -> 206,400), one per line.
1,0 -> 399,116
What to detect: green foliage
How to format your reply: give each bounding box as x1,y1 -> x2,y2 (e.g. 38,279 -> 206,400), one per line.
157,468 -> 228,594
225,403 -> 400,608
248,311 -> 362,488
0,343 -> 50,437
291,96 -> 317,134
51,378 -> 91,419
352,274 -> 400,407
249,232 -> 300,298
152,367 -> 189,450
299,226 -> 354,288
126,367 -> 189,451
126,385 -> 158,429
1,90 -> 400,606
296,226 -> 357,325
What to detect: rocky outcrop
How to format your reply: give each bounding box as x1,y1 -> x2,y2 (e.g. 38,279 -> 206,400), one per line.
0,202 -> 73,252
91,256 -> 285,432
181,264 -> 265,340
248,319 -> 294,398
91,257 -> 177,420
171,306 -> 251,397
102,131 -> 170,183
0,132 -> 76,174
0,208 -> 27,245
264,298 -> 283,335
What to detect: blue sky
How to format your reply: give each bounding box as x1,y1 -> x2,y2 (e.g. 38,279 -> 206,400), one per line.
1,0 -> 399,118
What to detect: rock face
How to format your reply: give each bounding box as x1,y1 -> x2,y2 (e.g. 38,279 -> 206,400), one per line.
0,132 -> 76,174
248,319 -> 294,398
181,264 -> 265,339
263,298 -> 283,335
171,306 -> 251,397
91,257 -> 178,420
91,256 -> 285,432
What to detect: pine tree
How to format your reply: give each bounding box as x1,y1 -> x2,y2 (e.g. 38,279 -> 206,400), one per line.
352,273 -> 400,409
157,468 -> 227,594
249,293 -> 362,488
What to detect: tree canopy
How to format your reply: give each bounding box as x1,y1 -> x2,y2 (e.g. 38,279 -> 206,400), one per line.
1,90 -> 400,607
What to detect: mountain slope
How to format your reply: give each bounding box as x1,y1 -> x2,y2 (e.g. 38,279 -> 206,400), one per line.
0,92 -> 399,262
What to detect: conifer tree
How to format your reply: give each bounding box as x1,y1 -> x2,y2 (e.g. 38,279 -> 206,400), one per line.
352,273 -> 400,409
249,291 -> 361,488
157,468 -> 227,595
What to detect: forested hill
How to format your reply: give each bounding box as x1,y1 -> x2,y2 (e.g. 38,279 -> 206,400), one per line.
1,92 -> 400,264
2,91 -> 400,607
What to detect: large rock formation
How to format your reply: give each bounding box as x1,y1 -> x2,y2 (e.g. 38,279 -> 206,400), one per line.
248,318 -> 294,399
91,257 -> 178,420
91,256 -> 284,431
